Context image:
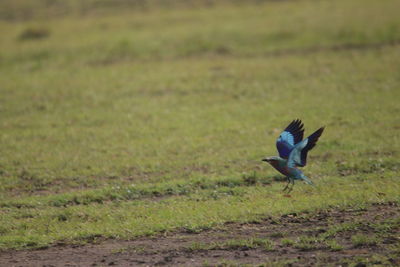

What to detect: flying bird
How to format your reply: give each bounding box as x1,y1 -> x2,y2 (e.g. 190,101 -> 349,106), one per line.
262,119 -> 324,192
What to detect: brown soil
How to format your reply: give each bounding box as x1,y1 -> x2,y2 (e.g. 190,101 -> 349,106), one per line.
1,203 -> 399,267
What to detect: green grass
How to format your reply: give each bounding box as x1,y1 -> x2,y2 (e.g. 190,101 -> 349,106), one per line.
325,240 -> 344,251
189,237 -> 274,252
351,234 -> 380,248
281,238 -> 295,247
276,216 -> 399,253
1,0 -> 400,250
293,236 -> 319,251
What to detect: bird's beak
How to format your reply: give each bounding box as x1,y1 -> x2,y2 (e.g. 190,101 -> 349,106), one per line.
262,158 -> 269,162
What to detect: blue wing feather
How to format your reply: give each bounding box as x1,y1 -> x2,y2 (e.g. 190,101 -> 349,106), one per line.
276,119 -> 304,159
276,140 -> 293,159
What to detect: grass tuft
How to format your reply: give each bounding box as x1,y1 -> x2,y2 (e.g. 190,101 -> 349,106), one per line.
351,234 -> 380,248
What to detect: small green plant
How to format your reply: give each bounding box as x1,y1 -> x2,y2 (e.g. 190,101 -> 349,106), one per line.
189,238 -> 274,252
281,238 -> 294,246
215,259 -> 240,267
293,236 -> 319,251
322,222 -> 362,239
325,240 -> 343,251
202,260 -> 212,267
249,238 -> 275,251
351,234 -> 379,247
188,241 -> 209,251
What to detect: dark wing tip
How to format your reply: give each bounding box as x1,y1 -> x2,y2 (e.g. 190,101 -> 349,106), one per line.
284,119 -> 305,144
307,126 -> 324,148
284,119 -> 304,131
315,126 -> 325,135
299,126 -> 325,167
315,126 -> 325,138
287,119 -> 304,130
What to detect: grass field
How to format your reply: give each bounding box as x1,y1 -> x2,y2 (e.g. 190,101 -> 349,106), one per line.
0,0 -> 399,263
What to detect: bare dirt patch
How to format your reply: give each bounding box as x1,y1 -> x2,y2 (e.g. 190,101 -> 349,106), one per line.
1,203 -> 399,266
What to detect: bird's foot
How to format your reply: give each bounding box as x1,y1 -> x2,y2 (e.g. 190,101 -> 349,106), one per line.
282,180 -> 290,192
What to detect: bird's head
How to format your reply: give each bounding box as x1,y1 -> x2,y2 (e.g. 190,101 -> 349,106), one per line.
262,156 -> 281,164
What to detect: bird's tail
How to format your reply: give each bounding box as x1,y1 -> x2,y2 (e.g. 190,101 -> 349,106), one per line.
301,175 -> 314,185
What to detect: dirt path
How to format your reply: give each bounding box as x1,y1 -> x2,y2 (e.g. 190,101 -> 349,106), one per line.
1,203 -> 399,267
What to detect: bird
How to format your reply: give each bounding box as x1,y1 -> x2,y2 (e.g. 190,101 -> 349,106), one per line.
262,119 -> 324,192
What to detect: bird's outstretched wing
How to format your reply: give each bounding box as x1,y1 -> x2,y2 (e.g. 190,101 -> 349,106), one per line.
288,127 -> 324,168
276,119 -> 304,159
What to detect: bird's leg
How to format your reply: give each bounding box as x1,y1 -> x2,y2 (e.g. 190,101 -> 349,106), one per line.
282,177 -> 290,192
287,179 -> 295,193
